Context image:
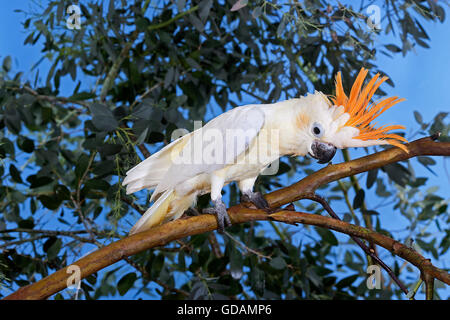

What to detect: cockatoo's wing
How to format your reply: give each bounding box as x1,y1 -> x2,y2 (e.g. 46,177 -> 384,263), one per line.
151,105 -> 266,200
122,131 -> 193,194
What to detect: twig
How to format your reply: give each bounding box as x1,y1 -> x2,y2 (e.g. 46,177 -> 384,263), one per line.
71,152 -> 100,244
224,231 -> 271,260
129,82 -> 164,112
407,278 -> 423,300
387,260 -> 408,289
305,193 -> 409,295
208,233 -> 223,258
120,123 -> 151,159
148,5 -> 199,31
341,149 -> 377,261
0,235 -> 47,250
100,30 -> 139,102
336,180 -> 360,225
121,197 -> 146,215
0,228 -> 99,245
18,85 -> 89,109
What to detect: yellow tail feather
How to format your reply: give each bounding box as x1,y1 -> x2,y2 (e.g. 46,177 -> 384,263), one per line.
129,189 -> 176,235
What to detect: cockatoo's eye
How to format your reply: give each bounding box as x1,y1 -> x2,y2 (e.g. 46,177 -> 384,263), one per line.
312,122 -> 324,137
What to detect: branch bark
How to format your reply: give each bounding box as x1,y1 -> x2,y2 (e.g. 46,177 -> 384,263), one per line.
3,136 -> 450,300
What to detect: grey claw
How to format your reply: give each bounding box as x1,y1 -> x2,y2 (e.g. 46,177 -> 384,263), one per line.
202,208 -> 216,215
203,199 -> 231,233
241,191 -> 269,209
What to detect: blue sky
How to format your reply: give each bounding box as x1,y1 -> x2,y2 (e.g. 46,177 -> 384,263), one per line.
1,1 -> 448,299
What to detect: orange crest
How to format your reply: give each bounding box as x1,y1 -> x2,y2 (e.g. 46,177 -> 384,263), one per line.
331,68 -> 408,152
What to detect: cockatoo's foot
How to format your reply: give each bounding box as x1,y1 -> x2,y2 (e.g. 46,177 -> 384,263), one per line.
203,199 -> 232,233
241,191 -> 269,209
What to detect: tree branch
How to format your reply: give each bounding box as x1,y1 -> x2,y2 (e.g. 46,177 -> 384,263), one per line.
3,136 -> 449,300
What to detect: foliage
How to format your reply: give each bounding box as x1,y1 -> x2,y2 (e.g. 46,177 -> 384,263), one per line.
0,0 -> 449,300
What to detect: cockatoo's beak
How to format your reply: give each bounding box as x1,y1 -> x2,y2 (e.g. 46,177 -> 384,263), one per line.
309,141 -> 337,164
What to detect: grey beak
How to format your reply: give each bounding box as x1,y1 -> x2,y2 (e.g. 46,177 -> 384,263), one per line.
310,141 -> 337,164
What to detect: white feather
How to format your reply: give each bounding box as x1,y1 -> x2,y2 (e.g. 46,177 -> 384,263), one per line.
122,132 -> 193,194
151,105 -> 266,200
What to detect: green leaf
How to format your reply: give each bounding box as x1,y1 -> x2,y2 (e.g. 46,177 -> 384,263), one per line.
3,56 -> 12,72
9,164 -> 22,183
413,111 -> 423,124
163,67 -> 174,89
384,163 -> 410,187
177,0 -> 186,12
417,156 -> 436,169
249,266 -> 265,296
89,103 -> 118,132
417,204 -> 435,221
363,210 -> 379,216
275,161 -> 291,176
366,169 -> 378,189
435,5 -> 445,22
199,0 -> 212,23
43,236 -> 57,252
230,246 -> 244,279
189,14 -> 204,32
98,143 -> 122,156
54,185 -> 71,200
306,267 -> 322,287
409,177 -> 427,188
316,227 -> 338,246
18,218 -> 35,229
231,0 -> 248,12
277,18 -> 286,37
117,272 -> 137,296
38,195 -> 61,210
17,136 -> 35,153
384,44 -> 401,53
84,179 -> 110,191
417,156 -> 437,175
75,154 -> 91,179
269,256 -> 287,270
353,189 -> 365,209
252,6 -> 262,19
47,238 -> 62,260
336,274 -> 359,289
28,175 -> 53,188
150,254 -> 165,279
69,91 -> 96,101
135,127 -> 148,145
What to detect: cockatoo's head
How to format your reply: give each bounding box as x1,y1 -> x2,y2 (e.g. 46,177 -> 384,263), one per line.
295,68 -> 408,163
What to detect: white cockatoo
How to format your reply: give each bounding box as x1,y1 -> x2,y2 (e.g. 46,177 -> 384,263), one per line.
123,68 -> 408,234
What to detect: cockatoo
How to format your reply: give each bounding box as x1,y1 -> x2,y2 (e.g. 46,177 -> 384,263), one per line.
123,68 -> 408,234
